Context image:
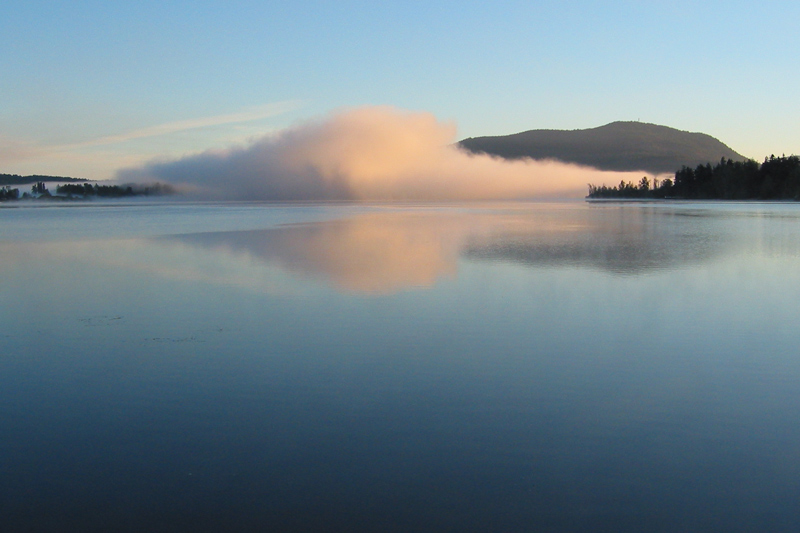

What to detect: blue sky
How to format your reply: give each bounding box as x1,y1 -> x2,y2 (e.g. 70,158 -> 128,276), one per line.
2,0 -> 799,180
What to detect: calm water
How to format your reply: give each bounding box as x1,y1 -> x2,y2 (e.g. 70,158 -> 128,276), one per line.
2,200 -> 800,531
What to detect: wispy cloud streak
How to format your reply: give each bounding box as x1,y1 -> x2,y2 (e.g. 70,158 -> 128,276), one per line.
0,101 -> 301,179
53,100 -> 302,151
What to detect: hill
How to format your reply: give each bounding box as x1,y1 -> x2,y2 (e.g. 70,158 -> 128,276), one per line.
1,173 -> 86,186
458,121 -> 745,175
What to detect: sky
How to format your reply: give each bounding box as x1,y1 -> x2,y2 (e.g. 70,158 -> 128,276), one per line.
2,0 -> 799,182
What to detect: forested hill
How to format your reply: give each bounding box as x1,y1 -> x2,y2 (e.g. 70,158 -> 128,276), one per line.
458,121 -> 745,175
1,173 -> 85,186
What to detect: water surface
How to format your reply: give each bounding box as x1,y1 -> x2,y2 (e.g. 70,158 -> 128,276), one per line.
2,201 -> 800,531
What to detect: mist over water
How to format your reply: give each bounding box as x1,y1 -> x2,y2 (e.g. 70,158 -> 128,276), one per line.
118,107 -> 650,201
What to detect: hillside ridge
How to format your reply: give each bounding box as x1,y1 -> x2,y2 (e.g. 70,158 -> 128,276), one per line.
459,121 -> 745,175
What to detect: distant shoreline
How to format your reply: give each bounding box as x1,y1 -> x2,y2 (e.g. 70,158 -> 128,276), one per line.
1,181 -> 175,203
585,197 -> 800,204
587,155 -> 800,201
0,173 -> 86,187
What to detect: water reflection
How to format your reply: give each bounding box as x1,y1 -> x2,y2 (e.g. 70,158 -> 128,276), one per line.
4,202 -> 800,530
463,207 -> 729,275
162,205 -> 752,292
5,203 -> 800,295
171,213 -> 466,293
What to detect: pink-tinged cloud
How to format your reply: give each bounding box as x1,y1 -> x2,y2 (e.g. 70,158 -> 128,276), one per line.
118,106 -> 651,200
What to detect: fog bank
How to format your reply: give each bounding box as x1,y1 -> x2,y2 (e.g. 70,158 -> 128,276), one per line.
117,107 -> 650,201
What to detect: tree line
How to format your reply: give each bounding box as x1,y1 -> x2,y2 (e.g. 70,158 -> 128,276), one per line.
1,182 -> 175,202
55,182 -> 174,198
587,155 -> 800,200
1,186 -> 20,201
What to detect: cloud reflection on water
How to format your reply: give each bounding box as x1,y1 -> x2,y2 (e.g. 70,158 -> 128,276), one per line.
159,206 -> 741,293
170,213 -> 466,293
7,204 -> 787,295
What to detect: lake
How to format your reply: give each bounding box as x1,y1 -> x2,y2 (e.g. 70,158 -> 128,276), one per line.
2,200 -> 800,531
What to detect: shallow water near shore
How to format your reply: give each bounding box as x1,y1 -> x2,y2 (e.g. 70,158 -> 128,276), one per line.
2,200 -> 800,531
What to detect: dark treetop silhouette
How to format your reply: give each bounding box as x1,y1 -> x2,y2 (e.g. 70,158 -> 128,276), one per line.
587,156 -> 800,200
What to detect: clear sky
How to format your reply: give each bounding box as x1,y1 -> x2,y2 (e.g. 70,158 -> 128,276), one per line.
2,0 -> 799,180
